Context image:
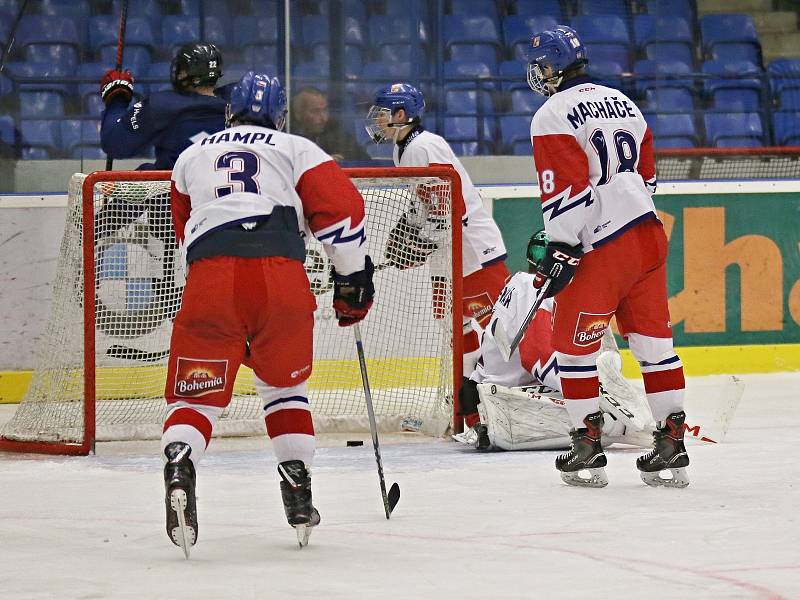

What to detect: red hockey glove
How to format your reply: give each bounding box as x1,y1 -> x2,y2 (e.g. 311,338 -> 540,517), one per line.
533,242 -> 583,298
100,69 -> 134,104
332,255 -> 375,327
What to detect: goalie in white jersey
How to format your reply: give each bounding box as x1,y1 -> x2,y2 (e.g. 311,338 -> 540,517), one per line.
527,25 -> 689,488
365,83 -> 510,431
456,230 -> 654,452
161,71 -> 374,556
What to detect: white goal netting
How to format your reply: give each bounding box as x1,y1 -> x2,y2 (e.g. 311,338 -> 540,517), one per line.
0,170 -> 459,451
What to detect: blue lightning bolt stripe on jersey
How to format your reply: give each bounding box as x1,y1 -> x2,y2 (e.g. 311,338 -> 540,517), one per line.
101,90 -> 226,170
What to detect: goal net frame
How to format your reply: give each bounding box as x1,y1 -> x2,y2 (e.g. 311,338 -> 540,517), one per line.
0,166 -> 464,455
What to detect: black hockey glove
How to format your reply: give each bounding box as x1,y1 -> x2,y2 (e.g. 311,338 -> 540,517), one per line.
533,242 -> 583,298
384,213 -> 438,270
458,377 -> 480,417
332,255 -> 375,327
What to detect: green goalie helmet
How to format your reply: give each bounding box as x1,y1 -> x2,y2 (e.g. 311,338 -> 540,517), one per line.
526,229 -> 548,269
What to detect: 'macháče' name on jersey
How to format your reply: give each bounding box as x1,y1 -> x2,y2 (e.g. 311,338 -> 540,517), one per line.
530,79 -> 657,251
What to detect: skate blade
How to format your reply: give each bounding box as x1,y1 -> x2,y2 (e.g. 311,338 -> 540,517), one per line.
169,489 -> 196,559
295,524 -> 312,547
640,467 -> 690,488
560,467 -> 609,488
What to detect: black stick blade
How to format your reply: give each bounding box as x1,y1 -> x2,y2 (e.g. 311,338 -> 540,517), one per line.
387,482 -> 400,516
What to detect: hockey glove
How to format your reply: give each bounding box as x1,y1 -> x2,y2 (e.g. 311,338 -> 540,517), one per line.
533,242 -> 583,298
332,255 -> 375,327
384,213 -> 438,270
100,69 -> 134,104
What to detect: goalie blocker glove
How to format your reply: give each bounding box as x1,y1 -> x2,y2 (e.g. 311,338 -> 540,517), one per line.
533,241 -> 582,297
100,69 -> 134,105
332,255 -> 375,326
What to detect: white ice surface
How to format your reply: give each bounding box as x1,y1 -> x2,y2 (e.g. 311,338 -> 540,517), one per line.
1,373 -> 798,600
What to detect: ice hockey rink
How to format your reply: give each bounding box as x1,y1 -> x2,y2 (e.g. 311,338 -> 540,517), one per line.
0,372 -> 797,600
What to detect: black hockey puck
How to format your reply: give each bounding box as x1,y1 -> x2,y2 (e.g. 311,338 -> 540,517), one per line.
346,440 -> 364,447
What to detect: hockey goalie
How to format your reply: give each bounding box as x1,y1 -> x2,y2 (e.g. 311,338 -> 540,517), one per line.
454,230 -> 743,454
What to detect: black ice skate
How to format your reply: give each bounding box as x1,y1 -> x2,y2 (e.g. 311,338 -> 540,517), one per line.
164,442 -> 198,559
555,411 -> 608,488
637,411 -> 690,488
278,460 -> 321,547
473,423 -> 491,451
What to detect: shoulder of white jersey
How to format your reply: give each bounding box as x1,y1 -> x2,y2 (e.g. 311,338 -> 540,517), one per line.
530,96 -> 568,136
507,271 -> 535,288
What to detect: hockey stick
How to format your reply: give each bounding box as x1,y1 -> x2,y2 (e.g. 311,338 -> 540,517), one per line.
105,0 -> 129,171
353,322 -> 400,518
494,279 -> 552,362
0,0 -> 31,76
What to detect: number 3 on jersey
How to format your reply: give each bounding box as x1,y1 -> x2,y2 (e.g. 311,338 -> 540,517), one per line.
589,129 -> 638,186
215,150 -> 260,197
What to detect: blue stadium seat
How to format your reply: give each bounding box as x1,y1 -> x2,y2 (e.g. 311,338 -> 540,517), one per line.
633,15 -> 692,48
19,91 -> 65,118
586,60 -> 624,87
577,0 -> 629,18
445,89 -> 494,114
573,15 -> 631,71
161,16 -> 201,53
0,0 -> 18,16
645,0 -> 695,24
39,0 -> 89,16
643,112 -> 698,147
498,60 -> 529,92
0,73 -> 13,97
89,17 -> 157,59
25,44 -> 79,69
644,88 -> 695,113
645,44 -> 694,68
710,43 -> 761,66
14,16 -> 82,61
654,137 -> 696,149
99,46 -> 152,71
202,16 -> 230,48
585,44 -> 631,72
20,119 -> 60,156
449,141 -> 480,156
111,0 -> 162,18
444,60 -> 496,91
316,0 -> 368,23
70,145 -> 106,160
233,16 -> 279,46
768,58 -> 800,99
243,45 -> 278,69
499,115 -> 532,154
369,16 -> 428,47
444,116 -> 478,141
701,60 -> 761,94
773,111 -> 800,145
700,14 -> 761,61
5,62 -> 71,96
377,44 -> 426,65
85,94 -> 105,117
366,142 -> 393,160
449,0 -> 501,23
634,59 -> 694,94
512,0 -> 564,20
778,88 -> 800,110
503,15 -> 559,62
60,119 -> 101,155
449,45 -> 499,71
76,62 -> 106,104
300,15 -> 366,48
510,89 -> 546,113
199,0 -> 231,19
361,60 -> 418,81
0,115 -> 15,146
704,112 -> 763,147
443,16 -> 502,64
711,88 -> 761,112
142,62 -> 172,94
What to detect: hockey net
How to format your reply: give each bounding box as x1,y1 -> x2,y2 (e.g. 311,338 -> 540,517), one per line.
0,167 -> 463,454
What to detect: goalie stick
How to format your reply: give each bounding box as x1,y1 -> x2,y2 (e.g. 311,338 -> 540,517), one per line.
105,0 -> 129,171
494,279 -> 551,362
353,323 -> 400,518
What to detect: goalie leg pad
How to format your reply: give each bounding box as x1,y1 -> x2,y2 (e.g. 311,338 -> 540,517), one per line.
477,384 -> 572,450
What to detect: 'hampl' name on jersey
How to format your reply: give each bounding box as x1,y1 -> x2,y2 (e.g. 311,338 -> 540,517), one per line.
566,95 -> 637,130
201,131 -> 277,146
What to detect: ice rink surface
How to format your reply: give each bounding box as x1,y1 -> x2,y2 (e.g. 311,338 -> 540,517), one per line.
1,373 -> 798,600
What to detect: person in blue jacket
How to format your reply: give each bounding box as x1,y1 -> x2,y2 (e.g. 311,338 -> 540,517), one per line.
100,43 -> 227,170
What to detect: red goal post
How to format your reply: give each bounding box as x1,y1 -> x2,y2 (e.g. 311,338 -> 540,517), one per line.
0,166 -> 464,455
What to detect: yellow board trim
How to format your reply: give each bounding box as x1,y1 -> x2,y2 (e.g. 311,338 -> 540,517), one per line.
1,345 -> 798,405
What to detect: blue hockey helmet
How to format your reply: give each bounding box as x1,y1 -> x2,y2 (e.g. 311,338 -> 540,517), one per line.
365,82 -> 426,143
226,71 -> 287,130
527,25 -> 587,97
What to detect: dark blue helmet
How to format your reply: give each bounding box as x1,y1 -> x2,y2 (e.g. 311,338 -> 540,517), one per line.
527,25 -> 587,96
365,83 -> 425,142
226,71 -> 287,130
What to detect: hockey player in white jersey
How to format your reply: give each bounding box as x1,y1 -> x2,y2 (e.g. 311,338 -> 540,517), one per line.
527,26 -> 689,488
365,83 -> 510,431
161,71 -> 374,556
455,230 -> 653,452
